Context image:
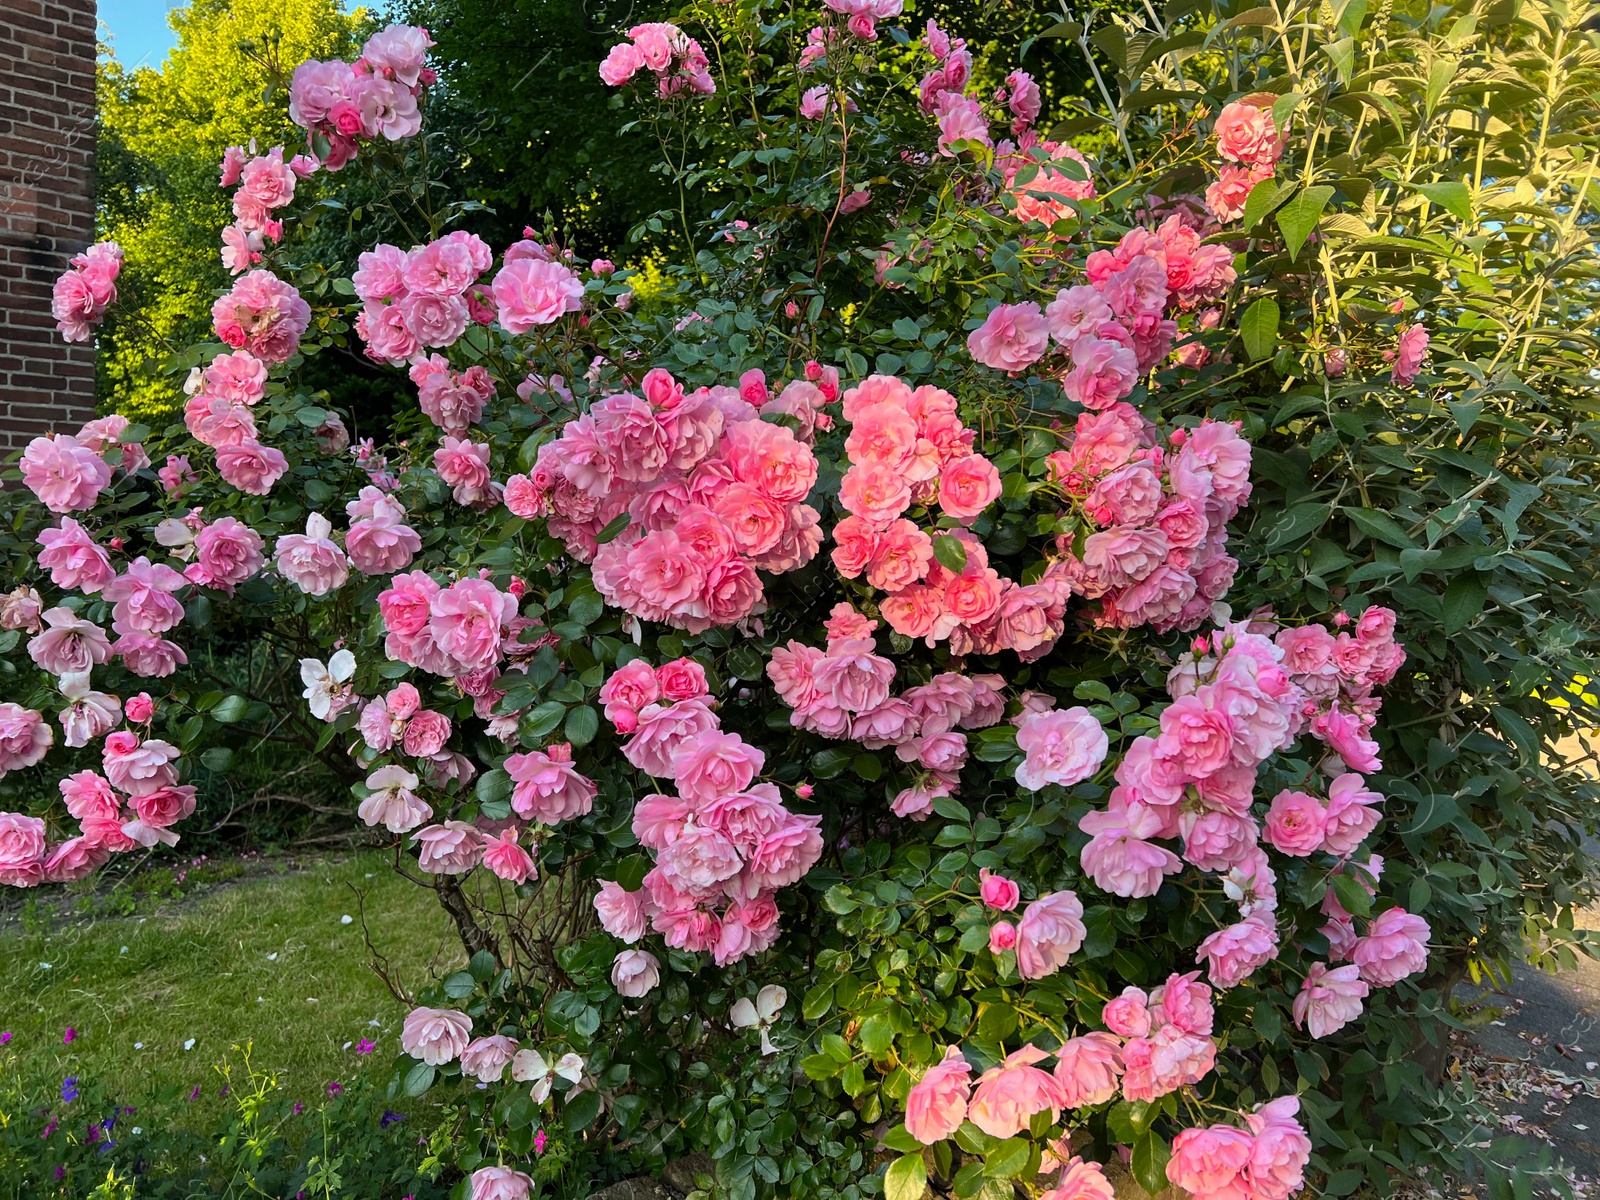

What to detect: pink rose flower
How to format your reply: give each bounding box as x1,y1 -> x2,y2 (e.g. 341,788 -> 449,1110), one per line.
1291,962 -> 1369,1038
402,709 -> 453,757
433,437 -> 497,506
187,518 -> 266,593
481,828 -> 537,884
904,1045 -> 971,1144
839,462 -> 912,522
937,453 -> 1002,524
459,1034 -> 520,1083
1015,890 -> 1086,980
967,302 -> 1050,372
402,1006 -> 473,1065
505,742 -> 597,824
988,921 -> 1018,953
1321,772 -> 1382,855
655,657 -> 709,701
812,638 -> 896,714
594,880 -> 649,942
1103,986 -> 1152,1038
967,1044 -> 1063,1138
1214,100 -> 1284,166
20,435 -> 112,513
1352,907 -> 1430,986
29,607 -> 111,676
37,518 -> 114,594
1246,1097 -> 1312,1200
0,812 -> 48,886
357,765 -> 432,833
414,820 -> 486,874
102,732 -> 179,797
1166,1124 -> 1254,1200
1053,1032 -> 1123,1108
1197,913 -> 1280,989
492,258 -> 584,334
1061,336 -> 1139,411
274,514 -> 349,596
0,706 -> 53,777
1015,706 -> 1108,791
1041,1157 -> 1116,1200
672,730 -> 765,803
469,1166 -> 533,1200
623,698 -> 719,777
612,948 -> 662,997
215,440 -> 289,495
1262,789 -> 1327,856
979,868 -> 1019,911
210,270 -> 311,363
1076,826 -> 1178,898
430,576 -> 515,672
743,811 -> 824,890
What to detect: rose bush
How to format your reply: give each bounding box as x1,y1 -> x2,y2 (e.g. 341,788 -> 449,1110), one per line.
3,1 -> 1598,1198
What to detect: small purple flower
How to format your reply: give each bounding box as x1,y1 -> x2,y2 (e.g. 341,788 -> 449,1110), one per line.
1,1031 -> 12,1044
356,1038 -> 376,1054
326,1081 -> 343,1097
380,1109 -> 405,1127
534,1128 -> 547,1155
219,1085 -> 230,1098
55,1165 -> 66,1180
62,1027 -> 76,1045
61,1077 -> 79,1103
188,1085 -> 201,1101
86,1124 -> 101,1144
40,1118 -> 57,1139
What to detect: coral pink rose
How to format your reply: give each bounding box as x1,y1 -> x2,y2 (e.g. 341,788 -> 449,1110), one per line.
1166,1124 -> 1254,1200
937,453 -> 1002,524
967,1044 -> 1063,1138
904,1045 -> 971,1144
1214,100 -> 1284,167
1262,789 -> 1326,856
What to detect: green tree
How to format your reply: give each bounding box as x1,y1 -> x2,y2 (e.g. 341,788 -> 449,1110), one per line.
96,0 -> 364,420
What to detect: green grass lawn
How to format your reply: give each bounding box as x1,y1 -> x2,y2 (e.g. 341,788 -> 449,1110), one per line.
0,852 -> 461,1133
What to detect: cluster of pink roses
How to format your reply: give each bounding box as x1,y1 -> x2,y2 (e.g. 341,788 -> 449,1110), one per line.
598,23 -> 715,96
20,411 -> 150,515
968,209 -> 1236,385
352,231 -> 497,365
590,656 -> 824,977
1047,407 -> 1251,632
400,1005 -> 586,1109
508,367 -> 823,631
1166,1097 -> 1313,1200
917,20 -> 1047,164
288,23 -> 436,170
0,719 -> 190,888
821,0 -> 903,42
211,270 -> 312,370
50,241 -> 122,343
766,603 -> 1007,818
217,145 -> 315,273
1203,98 -> 1286,223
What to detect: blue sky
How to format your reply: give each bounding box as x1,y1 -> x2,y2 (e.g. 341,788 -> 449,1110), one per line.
98,1 -> 182,70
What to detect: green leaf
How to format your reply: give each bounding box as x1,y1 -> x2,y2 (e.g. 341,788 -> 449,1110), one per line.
801,983 -> 834,1020
523,701 -> 567,738
892,318 -> 922,342
860,1014 -> 895,1055
1345,507 -> 1416,549
476,768 -> 513,806
595,512 -> 631,545
1274,185 -> 1335,261
1415,181 -> 1472,222
442,970 -> 477,999
1131,1132 -> 1171,1195
1331,871 -> 1373,919
1263,502 -> 1332,549
568,592 -> 604,626
1241,297 -> 1280,361
881,1126 -> 922,1154
931,535 -> 968,573
468,949 -> 498,981
211,694 -> 250,723
983,1137 -> 1030,1179
564,1089 -> 603,1132
199,747 -> 234,773
1240,176 -> 1285,233
402,1062 -> 436,1097
564,705 -> 600,747
1441,575 -> 1488,635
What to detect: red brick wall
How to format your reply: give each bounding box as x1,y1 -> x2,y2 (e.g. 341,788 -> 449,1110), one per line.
0,0 -> 98,455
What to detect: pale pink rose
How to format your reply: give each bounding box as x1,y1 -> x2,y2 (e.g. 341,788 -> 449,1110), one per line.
433,437 -> 497,506
1041,1157 -> 1115,1200
402,1006 -> 473,1065
813,638 -> 896,714
1153,970 -> 1215,1035
658,823 -> 742,892
203,350 -> 268,405
1214,100 -> 1283,166
1352,907 -> 1430,986
492,258 -> 584,334
43,836 -> 111,883
20,434 -> 112,513
599,40 -> 644,86
1015,890 -> 1086,979
103,557 -> 186,635
1246,1097 -> 1312,1200
1084,463 -> 1162,527
102,732 -> 179,797
1263,789 -> 1326,856
0,812 -> 48,886
800,84 -> 830,119
430,576 -> 514,672
1102,987 -> 1152,1038
357,765 -> 432,833
967,302 -> 1050,372
274,513 -> 350,596
934,92 -> 991,156
989,921 -> 1018,953
58,673 -> 122,748
673,730 -> 765,803
1291,962 -> 1369,1038
594,881 -> 649,942
1206,163 -> 1263,222
187,518 -> 266,593
112,633 -> 188,677
967,1044 -> 1063,1138
505,743 -> 597,824
904,1045 -> 971,1144
612,948 -> 662,997
1311,704 -> 1381,773
744,811 -> 824,890
459,1035 -> 520,1083
1053,1032 -> 1123,1107
839,461 -> 912,522
1015,706 -> 1108,791
1321,772 -> 1382,855
36,518 -> 114,593
414,820 -> 486,874
29,607 -> 111,676
1045,285 -> 1113,347
481,828 -> 537,883
623,698 -> 719,777
656,657 -> 709,701
1166,1124 -> 1254,1200
896,730 -> 966,774
1197,913 -> 1279,989
0,586 -> 43,633
1157,692 -> 1234,777
937,454 -> 1002,524
1061,336 -> 1139,411
979,868 -> 1019,911
346,502 -> 422,574
216,440 -> 289,494
469,1166 -> 533,1200
0,705 -> 53,776
402,709 -> 453,757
